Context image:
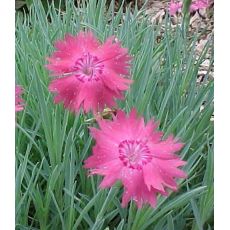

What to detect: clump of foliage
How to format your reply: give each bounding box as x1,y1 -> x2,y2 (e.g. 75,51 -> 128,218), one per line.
16,0 -> 213,229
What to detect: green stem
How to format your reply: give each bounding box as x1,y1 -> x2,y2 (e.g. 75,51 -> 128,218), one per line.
182,0 -> 192,36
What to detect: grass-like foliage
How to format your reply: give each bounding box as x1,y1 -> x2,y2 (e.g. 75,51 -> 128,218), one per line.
15,0 -> 214,229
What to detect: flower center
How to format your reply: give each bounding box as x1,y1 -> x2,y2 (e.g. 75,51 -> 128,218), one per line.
73,53 -> 104,82
118,140 -> 152,170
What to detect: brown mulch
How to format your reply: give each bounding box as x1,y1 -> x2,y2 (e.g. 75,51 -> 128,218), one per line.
112,0 -> 214,81
144,0 -> 214,82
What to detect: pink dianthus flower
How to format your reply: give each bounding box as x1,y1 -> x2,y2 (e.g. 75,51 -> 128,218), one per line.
15,85 -> 24,112
169,0 -> 209,15
169,0 -> 182,15
46,31 -> 132,114
190,0 -> 209,12
85,109 -> 187,208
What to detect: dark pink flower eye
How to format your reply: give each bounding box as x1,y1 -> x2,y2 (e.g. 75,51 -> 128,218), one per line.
118,140 -> 152,170
72,53 -> 104,82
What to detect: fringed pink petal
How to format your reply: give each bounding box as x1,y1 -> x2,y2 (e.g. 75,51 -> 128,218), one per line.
84,108 -> 187,208
46,31 -> 132,113
15,85 -> 24,112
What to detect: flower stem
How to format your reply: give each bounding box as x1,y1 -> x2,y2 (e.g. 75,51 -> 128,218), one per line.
182,0 -> 192,36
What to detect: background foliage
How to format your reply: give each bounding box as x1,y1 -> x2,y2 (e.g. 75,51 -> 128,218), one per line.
16,0 -> 214,229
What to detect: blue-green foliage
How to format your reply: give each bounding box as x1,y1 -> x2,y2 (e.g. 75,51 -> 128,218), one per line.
16,0 -> 213,229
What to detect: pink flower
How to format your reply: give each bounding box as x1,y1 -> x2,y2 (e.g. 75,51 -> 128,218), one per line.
169,0 -> 182,15
15,85 -> 24,112
85,109 -> 187,208
190,0 -> 209,12
46,31 -> 132,113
